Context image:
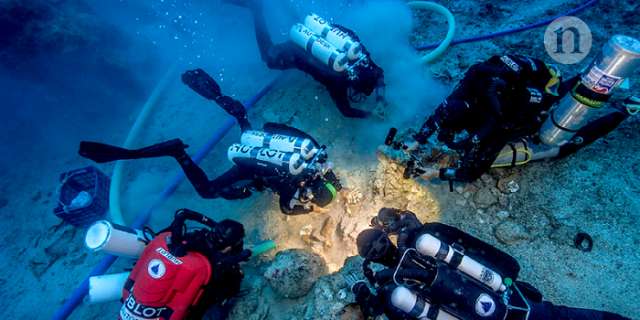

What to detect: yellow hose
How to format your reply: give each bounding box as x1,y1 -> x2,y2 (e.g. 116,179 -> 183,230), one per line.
407,1 -> 456,63
109,64 -> 178,224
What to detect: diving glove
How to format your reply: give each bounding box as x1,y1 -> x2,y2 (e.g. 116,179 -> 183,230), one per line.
182,68 -> 222,101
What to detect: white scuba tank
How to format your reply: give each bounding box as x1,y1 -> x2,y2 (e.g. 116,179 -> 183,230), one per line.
391,286 -> 459,320
289,23 -> 348,72
227,144 -> 306,176
304,13 -> 362,60
86,272 -> 130,304
416,234 -> 507,292
240,130 -> 320,160
85,220 -> 147,258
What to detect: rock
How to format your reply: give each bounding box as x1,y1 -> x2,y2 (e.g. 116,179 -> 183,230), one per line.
301,256 -> 364,320
454,186 -> 464,194
473,188 -> 498,209
498,176 -> 520,194
264,249 -> 328,299
455,198 -> 467,207
480,174 -> 494,185
226,277 -> 270,320
320,216 -> 337,240
300,224 -> 313,245
494,221 -> 530,244
496,210 -> 510,220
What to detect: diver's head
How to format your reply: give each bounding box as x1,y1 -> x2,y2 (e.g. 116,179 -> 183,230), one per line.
213,219 -> 245,250
307,175 -> 339,207
356,228 -> 398,264
349,61 -> 383,96
371,207 -> 402,230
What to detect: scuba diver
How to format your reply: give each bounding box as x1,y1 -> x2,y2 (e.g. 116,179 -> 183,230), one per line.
79,68 -> 342,215
347,208 -> 630,320
226,0 -> 385,118
386,48 -> 639,184
112,208 -> 250,320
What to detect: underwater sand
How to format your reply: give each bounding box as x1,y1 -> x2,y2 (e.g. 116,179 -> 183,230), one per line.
1,0 -> 639,318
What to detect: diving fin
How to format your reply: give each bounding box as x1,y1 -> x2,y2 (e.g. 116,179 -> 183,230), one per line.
79,139 -> 188,163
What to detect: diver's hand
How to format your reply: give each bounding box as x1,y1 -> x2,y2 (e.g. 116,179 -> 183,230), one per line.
344,272 -> 367,292
181,68 -> 221,100
419,168 -> 440,180
403,139 -> 420,151
623,95 -> 640,115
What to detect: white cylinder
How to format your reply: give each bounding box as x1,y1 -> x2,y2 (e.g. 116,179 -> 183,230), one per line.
228,144 -> 306,175
86,272 -> 129,304
289,23 -> 348,72
85,220 -> 146,258
416,234 -> 506,292
304,13 -> 362,60
240,130 -> 319,160
391,286 -> 458,320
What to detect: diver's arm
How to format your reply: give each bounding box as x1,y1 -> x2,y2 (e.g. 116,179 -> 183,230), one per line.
278,187 -> 313,215
328,85 -> 370,118
440,138 -> 505,182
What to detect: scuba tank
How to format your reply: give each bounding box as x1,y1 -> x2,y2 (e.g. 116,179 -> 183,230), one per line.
227,144 -> 306,176
240,130 -> 320,160
539,35 -> 640,146
120,209 -> 218,320
289,23 -> 349,72
85,220 -> 147,258
391,286 -> 458,320
415,233 -> 507,292
491,139 -> 532,168
303,13 -> 362,60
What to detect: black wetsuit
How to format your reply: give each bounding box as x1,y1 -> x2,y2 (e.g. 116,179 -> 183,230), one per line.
242,1 -> 385,118
414,55 -> 566,182
356,214 -> 630,320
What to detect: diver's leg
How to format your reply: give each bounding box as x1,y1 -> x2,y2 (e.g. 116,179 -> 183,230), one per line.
244,1 -> 299,70
78,139 -> 187,163
181,69 -> 252,131
175,156 -> 253,200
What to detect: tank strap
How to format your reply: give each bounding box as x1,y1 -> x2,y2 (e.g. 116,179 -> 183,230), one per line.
426,304 -> 440,320
450,250 -> 464,268
435,242 -> 449,260
509,143 -> 517,167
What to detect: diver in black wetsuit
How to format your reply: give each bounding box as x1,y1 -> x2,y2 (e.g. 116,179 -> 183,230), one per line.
395,55 -> 638,183
227,0 -> 385,118
79,69 -> 342,215
347,208 -> 630,320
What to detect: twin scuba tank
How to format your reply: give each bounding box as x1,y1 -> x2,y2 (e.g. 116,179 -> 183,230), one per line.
289,13 -> 364,72
227,130 -> 322,177
390,231 -> 517,320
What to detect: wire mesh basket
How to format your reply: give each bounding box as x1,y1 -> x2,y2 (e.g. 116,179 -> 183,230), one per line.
53,166 -> 110,227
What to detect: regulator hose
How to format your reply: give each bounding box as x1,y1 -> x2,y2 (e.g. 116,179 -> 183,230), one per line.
407,1 -> 456,64
415,0 -> 599,50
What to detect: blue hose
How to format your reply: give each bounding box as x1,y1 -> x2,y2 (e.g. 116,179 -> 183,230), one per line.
51,76 -> 280,320
415,0 -> 599,50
